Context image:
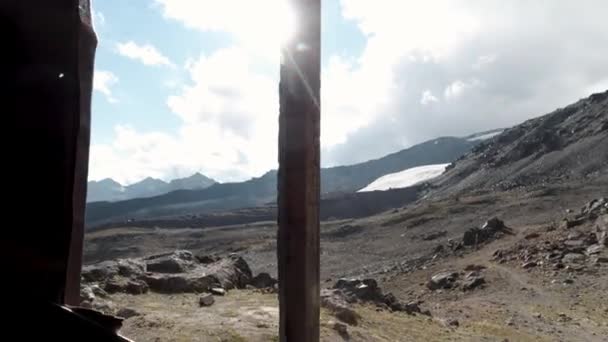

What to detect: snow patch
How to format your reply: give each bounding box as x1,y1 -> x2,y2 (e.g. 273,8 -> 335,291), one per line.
467,130 -> 503,141
358,164 -> 450,192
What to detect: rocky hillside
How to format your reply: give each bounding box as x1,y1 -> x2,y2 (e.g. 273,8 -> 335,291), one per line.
431,90 -> 608,196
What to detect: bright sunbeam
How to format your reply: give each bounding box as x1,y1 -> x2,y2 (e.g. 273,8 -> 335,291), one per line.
235,0 -> 297,60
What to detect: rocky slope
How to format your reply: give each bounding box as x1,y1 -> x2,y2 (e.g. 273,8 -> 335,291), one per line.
431,90 -> 608,196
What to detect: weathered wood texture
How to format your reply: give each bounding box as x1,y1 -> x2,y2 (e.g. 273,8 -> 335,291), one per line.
277,0 -> 321,341
0,0 -> 96,304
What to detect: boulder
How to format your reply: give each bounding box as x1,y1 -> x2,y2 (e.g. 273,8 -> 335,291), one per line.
142,273 -> 219,294
116,259 -> 146,278
204,254 -> 253,289
428,271 -> 459,290
199,294 -> 215,307
332,322 -> 349,337
334,278 -> 383,303
104,279 -> 149,295
80,285 -> 95,303
146,251 -> 194,274
250,273 -> 278,289
82,261 -> 119,282
321,289 -> 361,326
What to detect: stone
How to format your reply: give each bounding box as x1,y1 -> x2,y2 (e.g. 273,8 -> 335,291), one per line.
525,232 -> 540,239
146,254 -> 192,274
116,259 -> 146,278
104,279 -> 148,295
595,215 -> 608,246
333,322 -> 348,337
210,287 -> 226,296
82,261 -> 119,283
116,308 -> 140,319
195,253 -> 219,264
564,240 -> 585,248
562,253 -> 585,264
428,271 -> 459,290
142,273 -> 219,294
206,254 -> 253,289
563,278 -> 574,284
586,244 -> 604,255
444,318 -> 459,327
199,294 -> 215,307
462,276 -> 485,291
250,273 -> 278,289
80,285 -> 95,303
522,261 -> 537,269
321,289 -> 362,326
90,285 -> 108,298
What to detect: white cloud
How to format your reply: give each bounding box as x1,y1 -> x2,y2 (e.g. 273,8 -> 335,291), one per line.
420,90 -> 439,105
93,70 -> 118,103
153,0 -> 295,61
444,79 -> 482,100
116,41 -> 175,67
323,0 -> 608,166
90,47 -> 279,184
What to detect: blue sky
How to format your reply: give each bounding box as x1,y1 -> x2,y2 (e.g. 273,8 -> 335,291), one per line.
90,0 -> 608,185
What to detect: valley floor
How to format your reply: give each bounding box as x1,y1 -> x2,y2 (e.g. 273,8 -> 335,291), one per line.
85,178 -> 608,341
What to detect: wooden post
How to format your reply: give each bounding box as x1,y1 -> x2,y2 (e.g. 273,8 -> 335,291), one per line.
277,0 -> 321,341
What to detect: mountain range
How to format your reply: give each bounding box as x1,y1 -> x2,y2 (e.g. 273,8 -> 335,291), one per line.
87,172 -> 216,202
85,131 -> 501,226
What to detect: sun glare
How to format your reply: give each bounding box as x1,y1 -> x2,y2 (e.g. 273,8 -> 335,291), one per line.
235,0 -> 297,61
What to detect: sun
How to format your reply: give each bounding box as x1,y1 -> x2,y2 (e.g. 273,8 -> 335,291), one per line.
233,0 -> 297,60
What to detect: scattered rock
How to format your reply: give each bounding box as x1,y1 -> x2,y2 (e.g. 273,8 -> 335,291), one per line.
444,318 -> 459,327
104,279 -> 149,295
586,244 -> 604,255
195,253 -> 220,264
462,276 -> 485,291
210,287 -> 226,296
428,271 -> 459,290
525,232 -> 540,239
595,215 -> 608,246
562,253 -> 585,264
332,322 -> 349,337
522,261 -> 537,269
80,285 -> 95,303
116,308 -> 140,319
563,278 -> 574,285
199,294 -> 215,307
463,217 -> 510,246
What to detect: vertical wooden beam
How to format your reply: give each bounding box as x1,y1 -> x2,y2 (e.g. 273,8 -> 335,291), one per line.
277,0 -> 321,341
65,0 -> 97,305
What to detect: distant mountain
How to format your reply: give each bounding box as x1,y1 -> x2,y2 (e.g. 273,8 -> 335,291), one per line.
86,135 -> 479,227
86,173 -> 217,202
168,173 -> 215,192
